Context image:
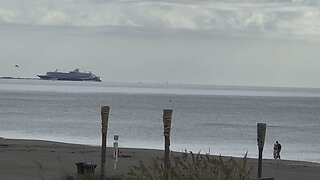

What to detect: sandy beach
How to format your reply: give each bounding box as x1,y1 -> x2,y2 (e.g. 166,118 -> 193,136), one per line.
1,137 -> 320,180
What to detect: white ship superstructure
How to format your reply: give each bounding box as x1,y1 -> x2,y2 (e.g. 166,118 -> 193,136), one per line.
37,69 -> 101,82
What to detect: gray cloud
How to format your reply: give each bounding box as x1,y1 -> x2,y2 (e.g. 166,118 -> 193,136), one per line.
1,0 -> 320,87
0,0 -> 319,39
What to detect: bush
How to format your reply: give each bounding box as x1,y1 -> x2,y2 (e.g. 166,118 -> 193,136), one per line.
63,151 -> 251,180
127,151 -> 251,180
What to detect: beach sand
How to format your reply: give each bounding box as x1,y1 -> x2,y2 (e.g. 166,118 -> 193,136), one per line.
1,137 -> 320,180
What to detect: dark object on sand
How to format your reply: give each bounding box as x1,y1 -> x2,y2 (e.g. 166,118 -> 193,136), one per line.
75,162 -> 97,174
252,178 -> 274,180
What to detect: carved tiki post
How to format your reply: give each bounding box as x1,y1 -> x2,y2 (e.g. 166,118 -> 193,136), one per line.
257,123 -> 266,179
100,106 -> 110,178
163,109 -> 173,179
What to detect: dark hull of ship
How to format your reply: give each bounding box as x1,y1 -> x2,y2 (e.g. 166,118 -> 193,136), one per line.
37,75 -> 101,82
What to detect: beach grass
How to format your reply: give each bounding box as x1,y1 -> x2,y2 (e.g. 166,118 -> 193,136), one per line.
127,151 -> 251,180
62,151 -> 250,180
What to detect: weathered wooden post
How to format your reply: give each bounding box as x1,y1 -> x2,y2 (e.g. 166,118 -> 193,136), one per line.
257,123 -> 266,179
100,106 -> 110,178
163,109 -> 173,179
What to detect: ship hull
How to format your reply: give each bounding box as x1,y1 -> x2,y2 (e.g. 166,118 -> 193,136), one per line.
37,69 -> 101,82
37,75 -> 101,82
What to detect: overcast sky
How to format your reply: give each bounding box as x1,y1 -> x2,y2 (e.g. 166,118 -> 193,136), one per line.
1,0 -> 320,87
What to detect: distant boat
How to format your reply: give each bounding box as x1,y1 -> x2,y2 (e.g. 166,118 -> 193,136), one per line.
37,69 -> 101,82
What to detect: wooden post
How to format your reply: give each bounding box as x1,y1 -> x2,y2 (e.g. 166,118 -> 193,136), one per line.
163,109 -> 173,180
100,106 -> 110,178
257,123 -> 266,179
258,147 -> 263,178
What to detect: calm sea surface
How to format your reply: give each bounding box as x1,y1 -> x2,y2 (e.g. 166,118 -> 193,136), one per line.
1,79 -> 320,163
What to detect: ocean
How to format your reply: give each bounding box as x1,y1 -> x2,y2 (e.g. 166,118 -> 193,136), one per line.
1,79 -> 320,163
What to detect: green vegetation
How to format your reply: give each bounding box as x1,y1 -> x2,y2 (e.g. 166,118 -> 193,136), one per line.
128,151 -> 251,180
63,151 -> 251,180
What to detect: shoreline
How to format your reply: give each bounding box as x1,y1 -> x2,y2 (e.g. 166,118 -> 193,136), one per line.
1,137 -> 320,180
2,135 -> 318,164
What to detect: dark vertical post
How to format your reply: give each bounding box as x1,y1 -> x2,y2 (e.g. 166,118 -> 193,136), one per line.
258,147 -> 263,178
257,123 -> 266,179
100,106 -> 110,178
163,109 -> 173,180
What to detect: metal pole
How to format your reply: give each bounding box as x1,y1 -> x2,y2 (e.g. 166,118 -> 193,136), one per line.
100,106 -> 110,178
163,109 -> 173,180
113,134 -> 119,170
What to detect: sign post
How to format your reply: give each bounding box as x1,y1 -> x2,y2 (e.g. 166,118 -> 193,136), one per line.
100,106 -> 110,178
113,134 -> 119,170
163,109 -> 173,180
257,123 -> 266,179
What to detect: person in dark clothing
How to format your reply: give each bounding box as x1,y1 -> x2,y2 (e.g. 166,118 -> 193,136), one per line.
275,141 -> 281,160
273,143 -> 277,159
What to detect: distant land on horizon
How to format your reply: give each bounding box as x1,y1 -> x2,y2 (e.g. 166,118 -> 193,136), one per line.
2,76 -> 320,91
0,76 -> 39,80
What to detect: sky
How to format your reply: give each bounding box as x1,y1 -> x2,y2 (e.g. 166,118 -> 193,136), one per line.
0,0 -> 320,87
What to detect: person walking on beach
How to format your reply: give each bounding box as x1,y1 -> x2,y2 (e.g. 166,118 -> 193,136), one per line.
275,141 -> 281,160
273,142 -> 278,159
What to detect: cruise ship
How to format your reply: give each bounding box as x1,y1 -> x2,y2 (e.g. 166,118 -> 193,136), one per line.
37,69 -> 101,82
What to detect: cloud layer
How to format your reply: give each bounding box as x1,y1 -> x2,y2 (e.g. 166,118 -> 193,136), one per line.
0,0 -> 320,39
1,1 -> 320,87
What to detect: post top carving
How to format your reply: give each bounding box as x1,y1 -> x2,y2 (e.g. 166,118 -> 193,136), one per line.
101,106 -> 110,113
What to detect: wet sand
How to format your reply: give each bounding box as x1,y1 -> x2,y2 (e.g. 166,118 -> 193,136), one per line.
1,137 -> 320,180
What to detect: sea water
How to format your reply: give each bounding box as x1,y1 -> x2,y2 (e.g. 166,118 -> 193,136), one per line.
1,79 -> 320,163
